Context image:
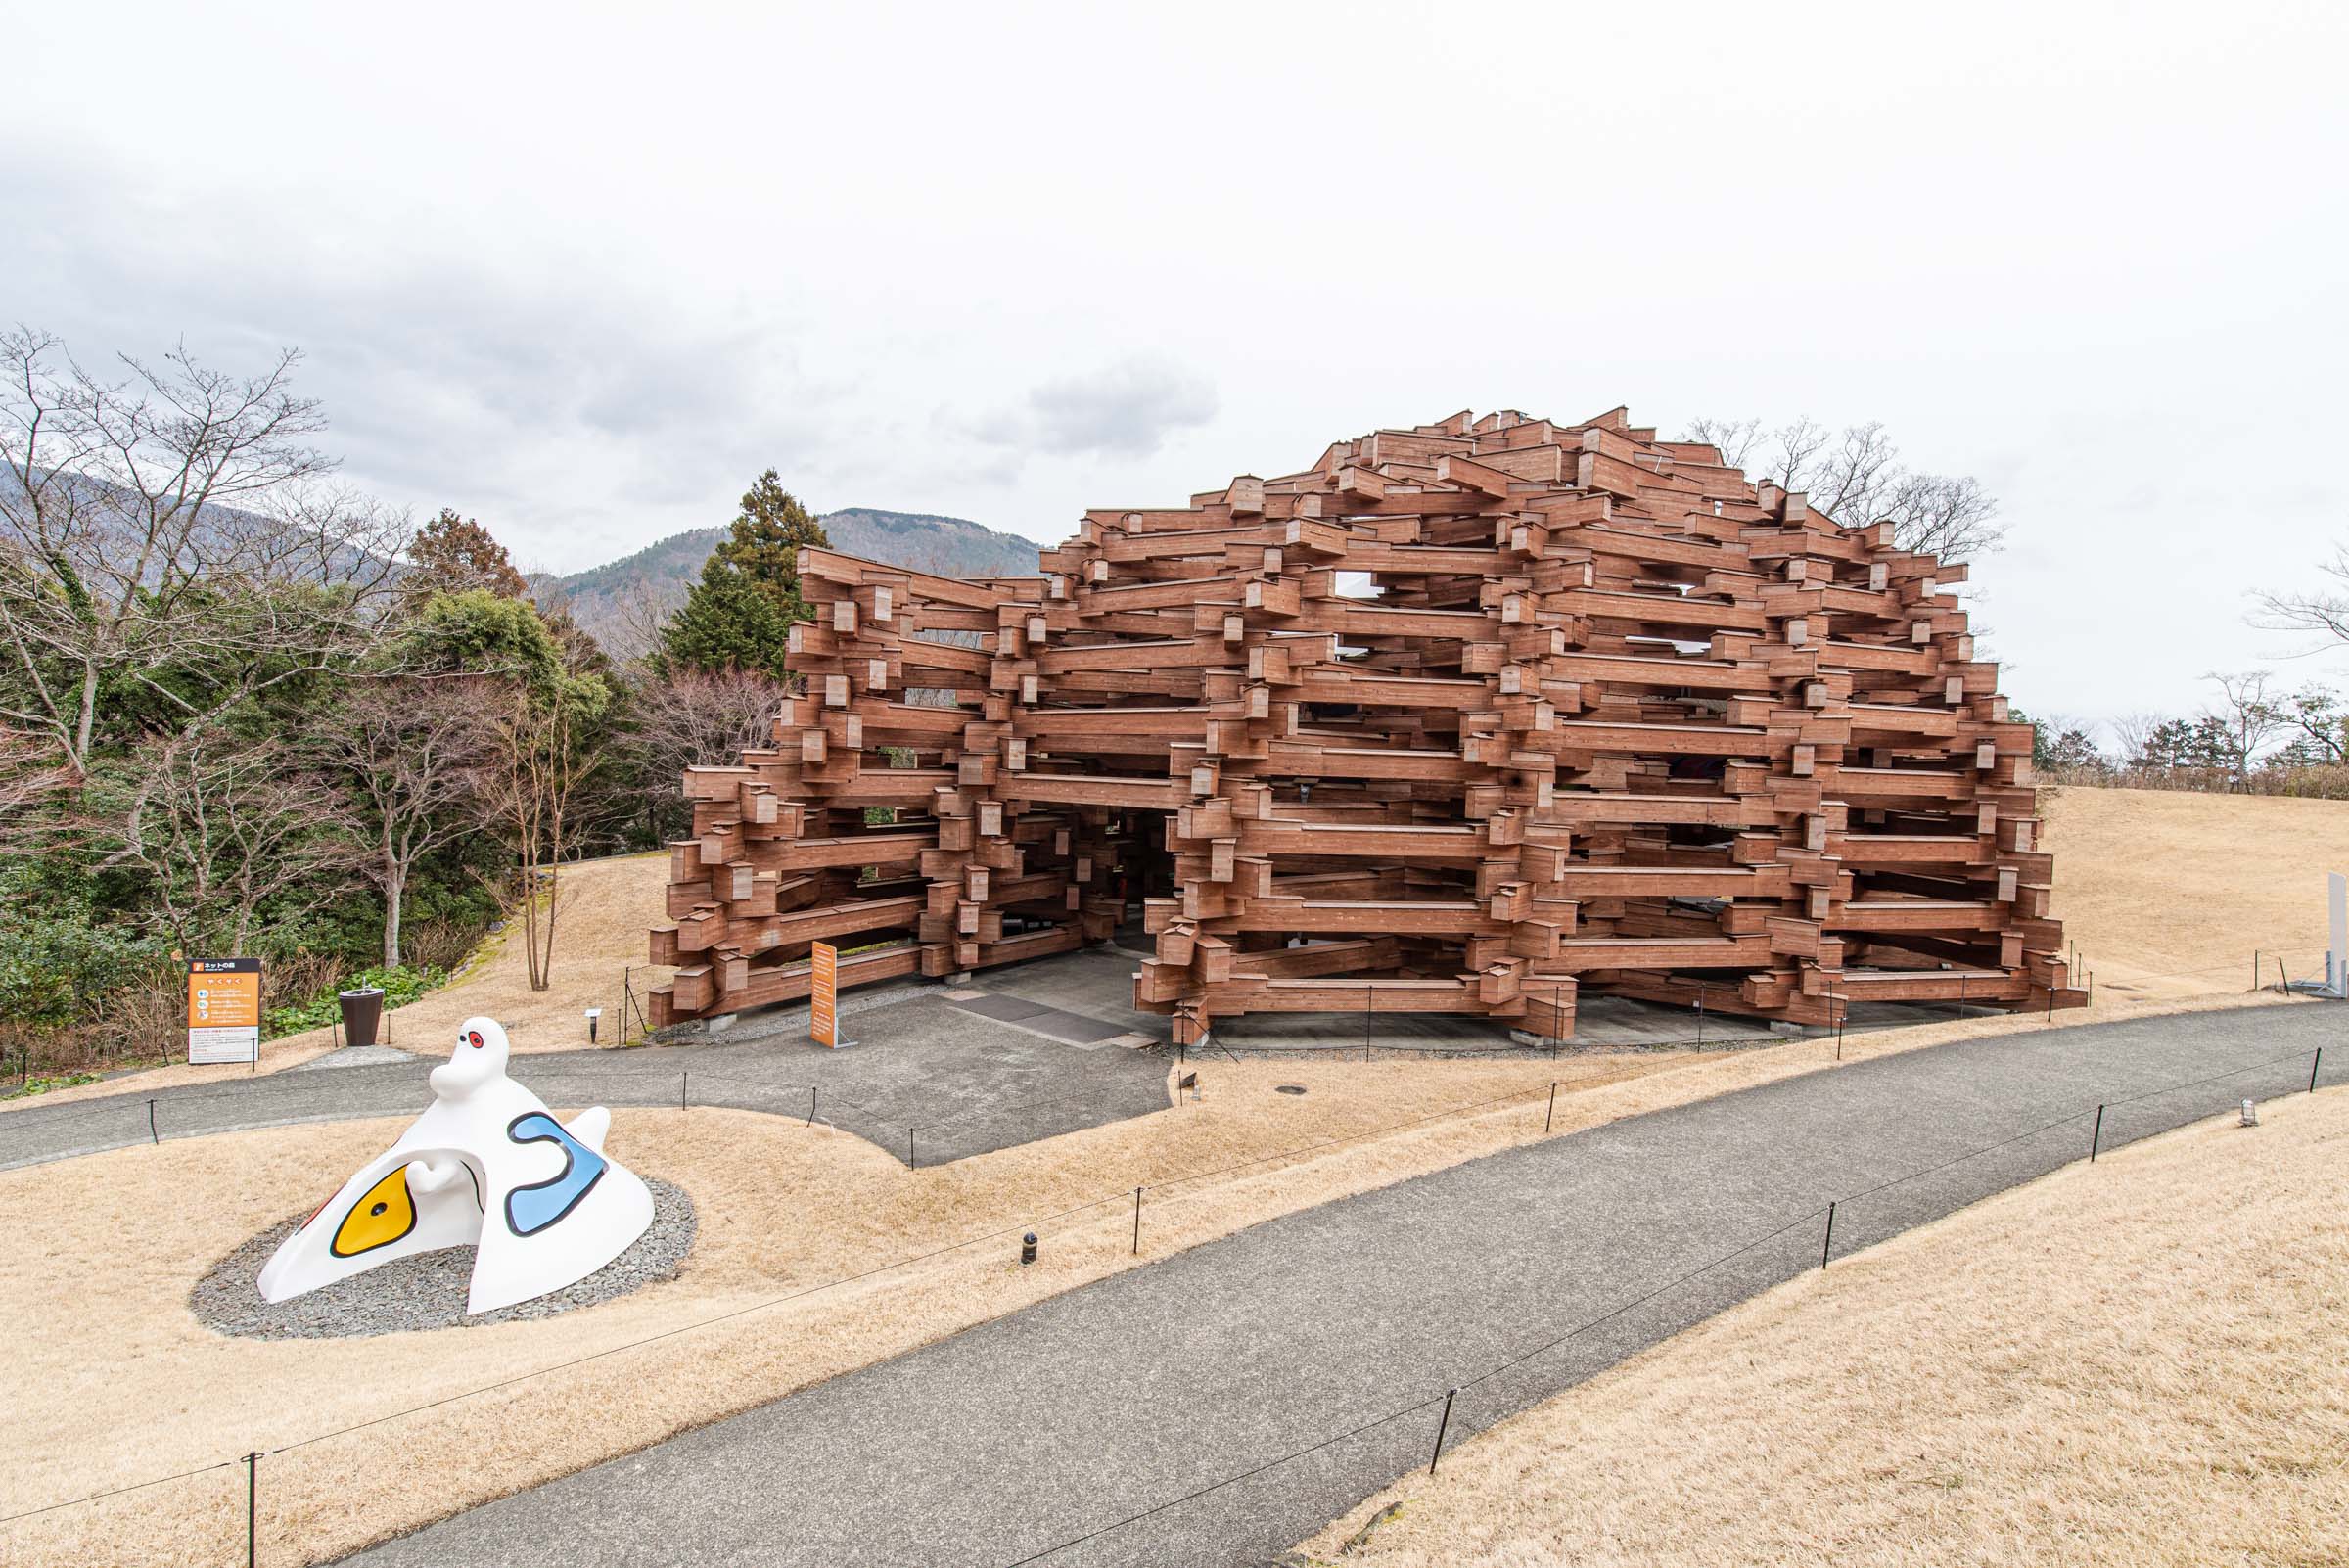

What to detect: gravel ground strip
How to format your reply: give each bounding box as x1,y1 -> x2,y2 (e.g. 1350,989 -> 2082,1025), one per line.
190,1177 -> 697,1339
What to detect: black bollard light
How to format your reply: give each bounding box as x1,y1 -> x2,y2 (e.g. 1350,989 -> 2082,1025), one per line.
1020,1231 -> 1037,1267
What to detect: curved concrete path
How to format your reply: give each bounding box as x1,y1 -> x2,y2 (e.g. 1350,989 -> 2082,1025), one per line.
0,988 -> 1172,1172
317,1002 -> 2341,1568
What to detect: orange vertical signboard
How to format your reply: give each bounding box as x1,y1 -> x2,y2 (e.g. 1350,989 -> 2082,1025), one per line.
187,957 -> 262,1064
810,942 -> 840,1047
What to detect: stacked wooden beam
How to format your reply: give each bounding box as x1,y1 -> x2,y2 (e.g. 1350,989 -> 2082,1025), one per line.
647,406 -> 2084,1042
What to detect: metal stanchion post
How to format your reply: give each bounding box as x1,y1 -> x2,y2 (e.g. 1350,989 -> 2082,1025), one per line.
1429,1388 -> 1457,1475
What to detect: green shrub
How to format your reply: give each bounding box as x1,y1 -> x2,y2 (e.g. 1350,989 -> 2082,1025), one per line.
0,868 -> 168,1030
2,1070 -> 105,1101
264,963 -> 451,1038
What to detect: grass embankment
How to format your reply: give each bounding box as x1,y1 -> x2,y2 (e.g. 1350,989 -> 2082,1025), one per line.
2045,785 -> 2349,1002
1299,1087 -> 2349,1567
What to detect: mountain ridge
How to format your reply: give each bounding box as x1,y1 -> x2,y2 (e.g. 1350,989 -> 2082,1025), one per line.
2,468 -> 1046,661
541,506 -> 1046,656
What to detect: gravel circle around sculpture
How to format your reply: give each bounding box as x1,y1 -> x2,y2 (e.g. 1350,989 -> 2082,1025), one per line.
190,1176 -> 696,1340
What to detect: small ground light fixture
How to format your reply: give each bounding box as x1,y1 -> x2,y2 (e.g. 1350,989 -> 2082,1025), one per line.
1020,1232 -> 1037,1266
584,1007 -> 602,1044
2241,1098 -> 2258,1127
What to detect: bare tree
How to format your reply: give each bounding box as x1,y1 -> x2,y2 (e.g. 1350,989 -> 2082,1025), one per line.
100,730 -> 353,955
1686,416 -> 1764,472
624,666 -> 785,838
2276,684 -> 2346,764
0,328 -> 407,782
2200,669 -> 2287,789
314,678 -> 495,967
480,684 -> 607,992
2108,711 -> 2169,772
2251,541 -> 2349,652
591,576 -> 688,664
1683,414 -> 2005,562
1885,470 -> 2000,563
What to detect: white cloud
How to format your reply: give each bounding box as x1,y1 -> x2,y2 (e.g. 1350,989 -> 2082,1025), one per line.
2,0 -> 2343,717
966,355 -> 1220,460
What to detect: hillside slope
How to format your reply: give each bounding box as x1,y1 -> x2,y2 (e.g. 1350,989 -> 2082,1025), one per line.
2039,785 -> 2349,1001
1300,1086 -> 2349,1568
545,506 -> 1043,654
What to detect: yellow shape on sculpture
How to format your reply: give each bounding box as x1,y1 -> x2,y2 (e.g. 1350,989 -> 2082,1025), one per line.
332,1167 -> 416,1258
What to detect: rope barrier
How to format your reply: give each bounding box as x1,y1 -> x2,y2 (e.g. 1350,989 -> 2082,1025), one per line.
8,1034 -> 2336,1538
990,1041 -> 2339,1564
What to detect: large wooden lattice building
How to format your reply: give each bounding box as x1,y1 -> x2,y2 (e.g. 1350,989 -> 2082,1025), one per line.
647,406 -> 2081,1043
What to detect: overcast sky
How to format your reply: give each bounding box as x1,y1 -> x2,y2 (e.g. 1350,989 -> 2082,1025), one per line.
7,2 -> 2344,731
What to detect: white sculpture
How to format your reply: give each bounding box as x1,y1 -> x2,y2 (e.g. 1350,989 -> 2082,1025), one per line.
257,1016 -> 655,1314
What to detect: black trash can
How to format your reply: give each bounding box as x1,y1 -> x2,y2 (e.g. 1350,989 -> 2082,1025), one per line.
338,987 -> 386,1049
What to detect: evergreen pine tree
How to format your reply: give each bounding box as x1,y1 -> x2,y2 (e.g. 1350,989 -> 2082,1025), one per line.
405,508 -> 530,601
655,472 -> 830,679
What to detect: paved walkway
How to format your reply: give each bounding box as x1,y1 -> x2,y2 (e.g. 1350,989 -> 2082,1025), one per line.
333,1002 -> 2338,1568
0,987 -> 1171,1172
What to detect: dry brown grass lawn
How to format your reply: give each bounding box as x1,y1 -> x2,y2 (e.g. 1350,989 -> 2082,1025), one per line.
2043,785 -> 2349,1002
1,1052 -> 1681,1565
4,788 -> 2344,1562
7,980 -> 2331,1566
1298,1087 -> 2349,1568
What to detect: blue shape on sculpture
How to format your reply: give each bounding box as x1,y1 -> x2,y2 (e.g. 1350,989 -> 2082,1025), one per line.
504,1111 -> 608,1237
